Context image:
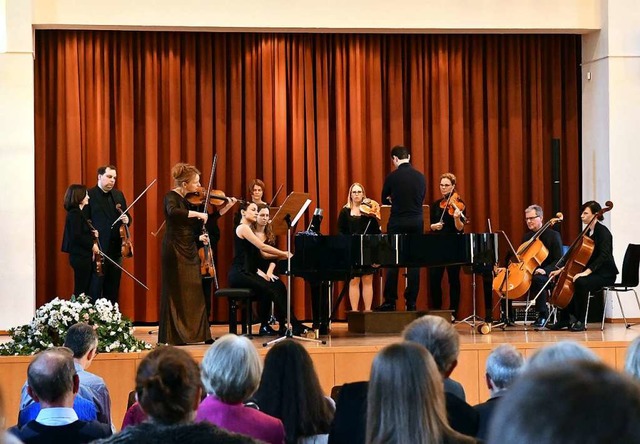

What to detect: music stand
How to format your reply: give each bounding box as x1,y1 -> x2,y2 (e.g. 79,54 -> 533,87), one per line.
264,192 -> 325,346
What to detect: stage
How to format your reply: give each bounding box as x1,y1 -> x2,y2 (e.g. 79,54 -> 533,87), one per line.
1,320 -> 639,430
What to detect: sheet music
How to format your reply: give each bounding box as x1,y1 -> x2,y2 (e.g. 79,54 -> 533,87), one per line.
292,199 -> 312,226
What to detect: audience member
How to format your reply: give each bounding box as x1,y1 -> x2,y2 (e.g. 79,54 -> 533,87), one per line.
624,335 -> 640,381
328,382 -> 368,444
487,361 -> 640,444
197,334 -> 285,444
525,341 -> 598,372
366,342 -> 475,444
402,315 -> 479,436
253,340 -> 334,444
473,344 -> 524,440
18,396 -> 97,427
95,346 -> 256,443
20,322 -> 112,426
120,402 -> 146,430
10,347 -> 111,443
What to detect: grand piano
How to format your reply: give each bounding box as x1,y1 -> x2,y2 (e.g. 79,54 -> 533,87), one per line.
290,232 -> 498,331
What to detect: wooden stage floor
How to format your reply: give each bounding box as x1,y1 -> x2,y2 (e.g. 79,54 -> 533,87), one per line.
2,320 -> 640,430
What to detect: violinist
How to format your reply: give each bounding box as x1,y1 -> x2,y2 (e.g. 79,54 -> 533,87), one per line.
337,183 -> 382,312
158,163 -> 212,345
84,165 -> 130,304
376,145 -> 426,312
61,184 -> 100,297
429,173 -> 465,319
547,201 -> 618,332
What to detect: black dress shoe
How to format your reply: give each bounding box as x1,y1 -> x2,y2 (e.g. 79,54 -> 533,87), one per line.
547,319 -> 571,331
406,304 -> 417,311
484,314 -> 493,324
374,301 -> 396,312
204,338 -> 215,344
292,322 -> 312,337
258,324 -> 279,336
532,315 -> 548,328
570,321 -> 586,332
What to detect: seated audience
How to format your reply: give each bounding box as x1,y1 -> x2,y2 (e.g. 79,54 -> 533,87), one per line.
19,395 -> 97,427
487,361 -> 640,444
525,341 -> 598,372
20,322 -> 112,426
10,347 -> 111,443
197,334 -> 286,444
95,345 -> 257,444
624,335 -> 640,381
366,342 -> 475,444
253,340 -> 334,444
473,344 -> 524,440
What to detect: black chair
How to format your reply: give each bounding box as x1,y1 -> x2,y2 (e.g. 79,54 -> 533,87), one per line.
215,288 -> 258,336
586,243 -> 640,330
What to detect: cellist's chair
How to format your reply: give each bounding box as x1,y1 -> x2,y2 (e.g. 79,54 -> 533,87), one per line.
585,243 -> 640,330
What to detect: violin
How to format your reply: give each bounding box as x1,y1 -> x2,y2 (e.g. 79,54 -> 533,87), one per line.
115,204 -> 133,258
492,213 -> 563,299
360,198 -> 381,220
185,187 -> 247,207
86,219 -> 104,276
549,201 -> 613,308
439,191 -> 468,224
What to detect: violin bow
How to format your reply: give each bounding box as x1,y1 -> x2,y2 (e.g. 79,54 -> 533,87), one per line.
96,247 -> 149,290
111,179 -> 158,228
202,155 -> 219,289
269,184 -> 284,207
438,188 -> 456,224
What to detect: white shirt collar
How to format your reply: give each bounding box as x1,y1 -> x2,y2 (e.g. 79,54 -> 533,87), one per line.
35,407 -> 79,426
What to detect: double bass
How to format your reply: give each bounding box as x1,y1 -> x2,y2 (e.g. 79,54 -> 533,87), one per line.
549,201 -> 613,308
493,213 -> 563,299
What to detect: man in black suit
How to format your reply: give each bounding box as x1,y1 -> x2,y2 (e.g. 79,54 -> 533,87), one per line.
84,165 -> 130,303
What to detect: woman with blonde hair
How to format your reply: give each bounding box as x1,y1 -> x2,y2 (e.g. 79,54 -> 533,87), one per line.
337,183 -> 381,311
367,342 -> 476,444
159,163 -> 212,345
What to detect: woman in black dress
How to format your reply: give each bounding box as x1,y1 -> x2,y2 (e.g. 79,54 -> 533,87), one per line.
159,163 -> 212,345
61,184 -> 100,297
337,183 -> 381,311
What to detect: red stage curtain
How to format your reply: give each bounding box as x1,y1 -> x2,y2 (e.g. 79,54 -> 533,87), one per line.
35,31 -> 581,322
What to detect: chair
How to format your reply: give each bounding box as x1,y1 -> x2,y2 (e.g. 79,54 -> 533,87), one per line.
215,288 -> 258,336
585,243 -> 640,330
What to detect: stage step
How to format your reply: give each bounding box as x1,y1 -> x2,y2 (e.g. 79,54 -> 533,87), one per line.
347,309 -> 454,334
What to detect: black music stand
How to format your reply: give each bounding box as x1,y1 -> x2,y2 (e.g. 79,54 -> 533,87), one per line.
264,192 -> 325,346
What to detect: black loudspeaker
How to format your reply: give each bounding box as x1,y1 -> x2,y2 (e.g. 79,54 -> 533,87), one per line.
551,139 -> 561,216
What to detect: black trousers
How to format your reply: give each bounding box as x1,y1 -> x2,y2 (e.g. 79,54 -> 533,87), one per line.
89,245 -> 122,304
70,255 -> 92,297
383,219 -> 423,307
560,273 -> 616,323
429,265 -> 461,315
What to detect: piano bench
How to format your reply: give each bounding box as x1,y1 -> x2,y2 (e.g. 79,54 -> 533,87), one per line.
215,288 -> 258,337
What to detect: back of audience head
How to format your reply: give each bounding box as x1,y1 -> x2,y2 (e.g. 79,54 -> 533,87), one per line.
624,335 -> 640,381
201,334 -> 261,404
367,342 -> 454,444
485,344 -> 524,393
135,346 -> 201,424
254,340 -> 332,443
487,360 -> 640,444
402,315 -> 459,376
64,322 -> 99,359
526,341 -> 598,372
27,347 -> 78,405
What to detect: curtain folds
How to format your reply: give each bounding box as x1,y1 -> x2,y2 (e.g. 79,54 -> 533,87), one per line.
35,31 -> 581,322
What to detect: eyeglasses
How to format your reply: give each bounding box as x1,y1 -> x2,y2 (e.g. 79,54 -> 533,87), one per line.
525,216 -> 540,221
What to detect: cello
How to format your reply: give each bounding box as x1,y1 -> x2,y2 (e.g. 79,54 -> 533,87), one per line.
549,201 -> 613,308
492,213 -> 563,299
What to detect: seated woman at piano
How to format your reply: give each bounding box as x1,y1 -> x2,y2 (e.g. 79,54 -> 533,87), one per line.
429,173 -> 466,319
229,201 -> 309,336
337,182 -> 381,312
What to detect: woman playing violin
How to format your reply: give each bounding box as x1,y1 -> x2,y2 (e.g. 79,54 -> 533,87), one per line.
429,173 -> 465,319
159,163 -> 212,345
547,201 -> 618,332
337,183 -> 381,311
61,184 -> 100,297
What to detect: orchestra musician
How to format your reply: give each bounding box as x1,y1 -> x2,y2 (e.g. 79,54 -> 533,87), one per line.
158,163 -> 212,345
249,179 -> 268,206
547,201 -> 618,332
229,201 -> 309,336
337,183 -> 382,312
376,145 -> 426,312
429,173 -> 465,319
84,165 -> 130,304
61,184 -> 100,297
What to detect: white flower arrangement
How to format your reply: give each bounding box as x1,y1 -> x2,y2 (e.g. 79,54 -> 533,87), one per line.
0,294 -> 152,356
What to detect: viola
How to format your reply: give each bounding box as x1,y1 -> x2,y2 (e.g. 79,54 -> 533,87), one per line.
115,204 -> 133,258
186,187 -> 247,207
492,213 -> 563,299
549,201 -> 613,308
360,198 -> 381,220
439,191 -> 469,224
86,219 -> 104,276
